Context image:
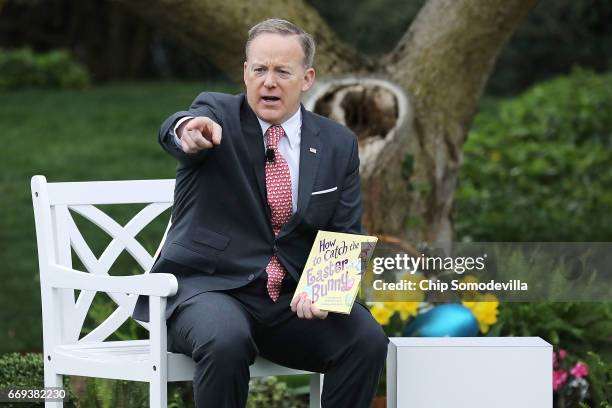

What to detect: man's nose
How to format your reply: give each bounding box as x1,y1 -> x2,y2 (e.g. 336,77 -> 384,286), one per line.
263,72 -> 276,88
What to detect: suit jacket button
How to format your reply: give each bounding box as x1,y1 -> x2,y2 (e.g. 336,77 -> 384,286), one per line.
247,274 -> 255,281
273,245 -> 278,253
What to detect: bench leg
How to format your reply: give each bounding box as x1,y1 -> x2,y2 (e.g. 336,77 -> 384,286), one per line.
43,371 -> 63,408
150,378 -> 167,408
150,296 -> 168,408
309,373 -> 322,408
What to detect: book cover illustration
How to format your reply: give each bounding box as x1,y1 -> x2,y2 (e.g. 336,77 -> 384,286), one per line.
294,230 -> 378,314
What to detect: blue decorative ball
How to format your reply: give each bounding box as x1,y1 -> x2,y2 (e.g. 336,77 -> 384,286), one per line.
403,304 -> 479,337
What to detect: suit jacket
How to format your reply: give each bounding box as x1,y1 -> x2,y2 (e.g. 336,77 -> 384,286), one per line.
132,92 -> 362,322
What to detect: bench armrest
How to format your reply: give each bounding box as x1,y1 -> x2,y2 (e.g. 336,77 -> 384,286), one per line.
47,264 -> 178,297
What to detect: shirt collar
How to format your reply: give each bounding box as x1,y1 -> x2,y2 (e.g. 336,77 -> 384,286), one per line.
257,107 -> 302,149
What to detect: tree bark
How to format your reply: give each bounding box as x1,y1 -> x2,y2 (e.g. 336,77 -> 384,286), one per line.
110,0 -> 369,83
378,0 -> 538,242
114,0 -> 537,243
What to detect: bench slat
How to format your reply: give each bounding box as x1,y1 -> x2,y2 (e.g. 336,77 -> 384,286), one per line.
46,180 -> 175,205
54,341 -> 313,382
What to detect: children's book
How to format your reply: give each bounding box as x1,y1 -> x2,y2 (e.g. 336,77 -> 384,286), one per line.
294,230 -> 377,314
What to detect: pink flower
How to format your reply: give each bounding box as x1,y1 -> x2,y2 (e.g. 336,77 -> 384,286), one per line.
570,362 -> 588,379
558,349 -> 567,359
553,370 -> 568,391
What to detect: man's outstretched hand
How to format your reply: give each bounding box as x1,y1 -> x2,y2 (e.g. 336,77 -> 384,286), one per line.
290,292 -> 328,320
178,116 -> 222,153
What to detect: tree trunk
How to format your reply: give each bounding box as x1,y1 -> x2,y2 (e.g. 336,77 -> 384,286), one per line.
382,0 -> 538,242
114,0 -> 537,243
109,0 -> 370,82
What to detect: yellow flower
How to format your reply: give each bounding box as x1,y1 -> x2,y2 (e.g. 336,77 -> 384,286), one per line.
459,274 -> 481,301
462,294 -> 499,333
461,275 -> 479,284
386,301 -> 420,320
370,303 -> 394,326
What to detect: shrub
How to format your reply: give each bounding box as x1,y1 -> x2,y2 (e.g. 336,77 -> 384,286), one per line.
457,70 -> 612,406
80,376 -> 308,407
489,302 -> 611,407
247,377 -> 307,408
0,352 -> 193,407
456,68 -> 612,242
0,48 -> 89,90
80,378 -> 148,408
0,352 -> 76,407
583,351 -> 612,408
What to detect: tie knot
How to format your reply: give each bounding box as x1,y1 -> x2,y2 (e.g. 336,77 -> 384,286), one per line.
266,125 -> 285,149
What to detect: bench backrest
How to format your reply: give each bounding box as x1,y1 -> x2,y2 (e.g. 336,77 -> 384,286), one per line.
31,175 -> 174,345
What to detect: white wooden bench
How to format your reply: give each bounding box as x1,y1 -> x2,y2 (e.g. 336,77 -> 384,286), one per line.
31,175 -> 322,408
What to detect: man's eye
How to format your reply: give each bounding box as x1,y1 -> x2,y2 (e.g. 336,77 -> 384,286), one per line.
254,67 -> 265,73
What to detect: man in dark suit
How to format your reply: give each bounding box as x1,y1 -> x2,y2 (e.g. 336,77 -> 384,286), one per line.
133,18 -> 388,408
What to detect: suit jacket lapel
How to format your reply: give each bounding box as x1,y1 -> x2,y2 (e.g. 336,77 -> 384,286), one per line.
296,105 -> 321,213
279,105 -> 321,238
240,97 -> 269,218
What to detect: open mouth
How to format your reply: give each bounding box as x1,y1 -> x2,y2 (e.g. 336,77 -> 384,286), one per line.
262,96 -> 281,102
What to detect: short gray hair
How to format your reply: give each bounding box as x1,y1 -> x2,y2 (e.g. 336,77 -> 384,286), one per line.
246,19 -> 315,68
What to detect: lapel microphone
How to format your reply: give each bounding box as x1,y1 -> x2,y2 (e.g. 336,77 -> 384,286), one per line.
266,148 -> 276,163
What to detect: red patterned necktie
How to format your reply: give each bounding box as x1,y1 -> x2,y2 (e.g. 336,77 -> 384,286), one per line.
264,125 -> 292,301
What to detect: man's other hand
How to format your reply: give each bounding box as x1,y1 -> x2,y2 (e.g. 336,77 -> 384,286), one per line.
178,116 -> 222,153
290,292 -> 328,320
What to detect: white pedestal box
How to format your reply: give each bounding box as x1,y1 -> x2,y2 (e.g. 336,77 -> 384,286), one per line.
386,337 -> 552,408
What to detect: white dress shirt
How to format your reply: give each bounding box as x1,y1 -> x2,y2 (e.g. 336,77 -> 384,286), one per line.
173,108 -> 302,213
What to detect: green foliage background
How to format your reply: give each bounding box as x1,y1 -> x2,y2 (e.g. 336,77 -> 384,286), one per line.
0,48 -> 89,90
457,69 -> 612,241
455,69 -> 612,407
0,352 -> 77,407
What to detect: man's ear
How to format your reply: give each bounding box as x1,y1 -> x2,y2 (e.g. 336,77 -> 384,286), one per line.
243,61 -> 248,87
302,67 -> 316,92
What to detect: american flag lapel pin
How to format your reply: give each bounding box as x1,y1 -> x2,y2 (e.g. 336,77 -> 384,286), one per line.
309,147 -> 317,154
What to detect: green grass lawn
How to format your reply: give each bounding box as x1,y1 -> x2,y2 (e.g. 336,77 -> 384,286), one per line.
0,81 -> 240,353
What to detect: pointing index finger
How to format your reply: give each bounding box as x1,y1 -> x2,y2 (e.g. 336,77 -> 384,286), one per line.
211,122 -> 222,145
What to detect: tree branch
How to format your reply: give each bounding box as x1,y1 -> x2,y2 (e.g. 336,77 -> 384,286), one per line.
387,0 -> 537,138
111,0 -> 368,82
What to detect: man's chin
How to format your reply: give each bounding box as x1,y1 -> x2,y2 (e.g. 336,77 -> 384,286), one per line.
256,109 -> 284,125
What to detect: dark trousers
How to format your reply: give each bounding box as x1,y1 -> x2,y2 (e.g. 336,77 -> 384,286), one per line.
167,275 -> 389,408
